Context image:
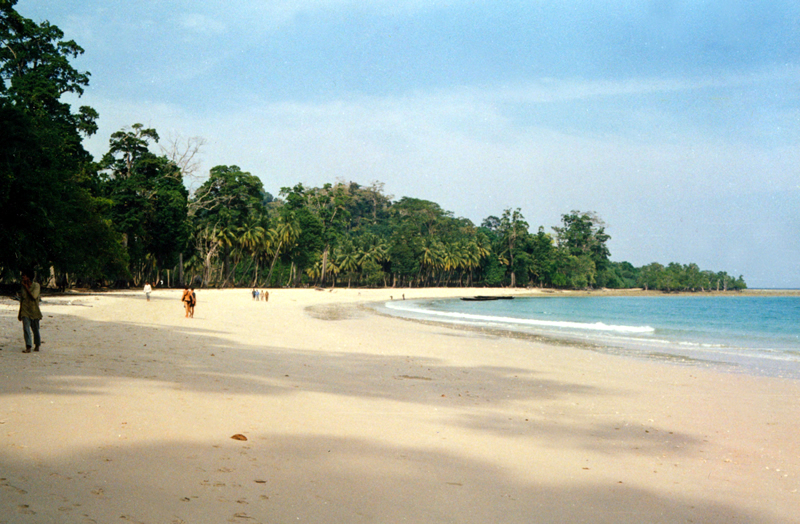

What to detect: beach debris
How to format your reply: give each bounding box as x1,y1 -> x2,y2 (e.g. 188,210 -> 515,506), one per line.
231,434 -> 248,441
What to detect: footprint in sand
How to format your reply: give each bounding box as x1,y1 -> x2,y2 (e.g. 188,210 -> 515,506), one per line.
120,515 -> 146,524
1,479 -> 28,495
17,504 -> 35,515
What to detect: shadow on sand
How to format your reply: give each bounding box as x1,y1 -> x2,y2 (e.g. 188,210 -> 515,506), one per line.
0,304 -> 785,523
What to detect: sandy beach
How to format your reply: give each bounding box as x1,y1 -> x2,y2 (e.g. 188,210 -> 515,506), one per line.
1,287 -> 798,523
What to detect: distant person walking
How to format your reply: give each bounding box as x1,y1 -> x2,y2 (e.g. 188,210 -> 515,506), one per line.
189,287 -> 197,318
181,286 -> 192,317
18,270 -> 42,353
144,282 -> 152,301
252,288 -> 259,301
262,290 -> 269,302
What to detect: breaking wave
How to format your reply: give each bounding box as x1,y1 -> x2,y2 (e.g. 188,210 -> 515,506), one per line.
384,301 -> 655,334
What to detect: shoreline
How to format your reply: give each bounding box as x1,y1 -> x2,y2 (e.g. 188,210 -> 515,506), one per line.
371,289 -> 800,381
5,284 -> 800,300
1,288 -> 798,523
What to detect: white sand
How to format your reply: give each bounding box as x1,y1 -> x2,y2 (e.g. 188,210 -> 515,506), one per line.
1,287 -> 798,523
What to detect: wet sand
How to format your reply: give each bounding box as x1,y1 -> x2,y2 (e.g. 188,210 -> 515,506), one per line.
1,288 -> 798,523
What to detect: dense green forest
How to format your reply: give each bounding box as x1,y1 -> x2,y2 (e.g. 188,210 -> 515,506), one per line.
0,2 -> 746,292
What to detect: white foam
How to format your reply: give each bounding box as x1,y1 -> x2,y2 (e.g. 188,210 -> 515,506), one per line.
385,301 -> 655,334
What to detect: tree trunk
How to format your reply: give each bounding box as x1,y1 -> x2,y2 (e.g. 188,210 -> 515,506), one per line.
320,246 -> 329,287
251,258 -> 260,287
285,262 -> 294,287
203,249 -> 215,287
265,238 -> 284,287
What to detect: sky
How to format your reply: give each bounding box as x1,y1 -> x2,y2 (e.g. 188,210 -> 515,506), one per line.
15,0 -> 800,288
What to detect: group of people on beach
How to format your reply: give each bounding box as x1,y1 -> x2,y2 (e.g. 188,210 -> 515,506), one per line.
142,281 -> 197,318
12,271 -> 273,352
252,288 -> 269,301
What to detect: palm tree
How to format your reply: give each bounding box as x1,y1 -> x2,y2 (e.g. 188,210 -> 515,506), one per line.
305,259 -> 322,282
265,213 -> 301,286
335,239 -> 360,288
307,257 -> 340,286
357,234 -> 388,267
239,219 -> 266,286
419,238 -> 444,286
215,224 -> 240,287
475,231 -> 492,260
462,241 -> 481,286
183,252 -> 205,286
441,242 -> 465,286
498,208 -> 529,287
250,227 -> 276,286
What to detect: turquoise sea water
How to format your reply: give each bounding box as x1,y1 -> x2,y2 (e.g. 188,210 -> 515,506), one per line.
382,295 -> 800,379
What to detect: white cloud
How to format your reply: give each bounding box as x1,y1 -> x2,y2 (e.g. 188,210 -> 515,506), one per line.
81,76 -> 800,199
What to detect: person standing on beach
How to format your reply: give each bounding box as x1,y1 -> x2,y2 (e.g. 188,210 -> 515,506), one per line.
189,287 -> 197,318
181,286 -> 192,317
18,270 -> 42,353
144,282 -> 152,301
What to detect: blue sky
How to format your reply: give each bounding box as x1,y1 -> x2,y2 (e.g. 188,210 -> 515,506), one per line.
16,0 -> 800,288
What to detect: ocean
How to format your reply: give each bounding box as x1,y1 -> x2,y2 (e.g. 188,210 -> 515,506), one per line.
381,294 -> 800,379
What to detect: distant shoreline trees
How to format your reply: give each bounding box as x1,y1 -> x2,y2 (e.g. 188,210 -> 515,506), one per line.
0,2 -> 746,292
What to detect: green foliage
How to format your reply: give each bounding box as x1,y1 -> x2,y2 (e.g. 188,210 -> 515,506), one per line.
481,254 -> 506,287
361,259 -> 387,287
0,1 -> 93,132
599,261 -> 639,289
554,211 -> 611,272
527,228 -> 556,287
193,165 -> 267,225
0,1 -> 123,283
387,232 -> 420,286
636,262 -> 746,292
100,125 -> 189,284
288,207 -> 324,279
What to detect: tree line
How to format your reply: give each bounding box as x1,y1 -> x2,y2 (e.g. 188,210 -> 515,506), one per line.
0,2 -> 746,292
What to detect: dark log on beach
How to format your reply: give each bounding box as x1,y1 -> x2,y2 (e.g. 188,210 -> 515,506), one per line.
460,296 -> 515,301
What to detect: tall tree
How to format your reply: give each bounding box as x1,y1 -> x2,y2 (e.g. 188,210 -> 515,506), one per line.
101,125 -> 189,284
0,1 -> 123,281
190,165 -> 268,285
554,211 -> 610,271
496,208 -> 529,287
527,227 -> 555,287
